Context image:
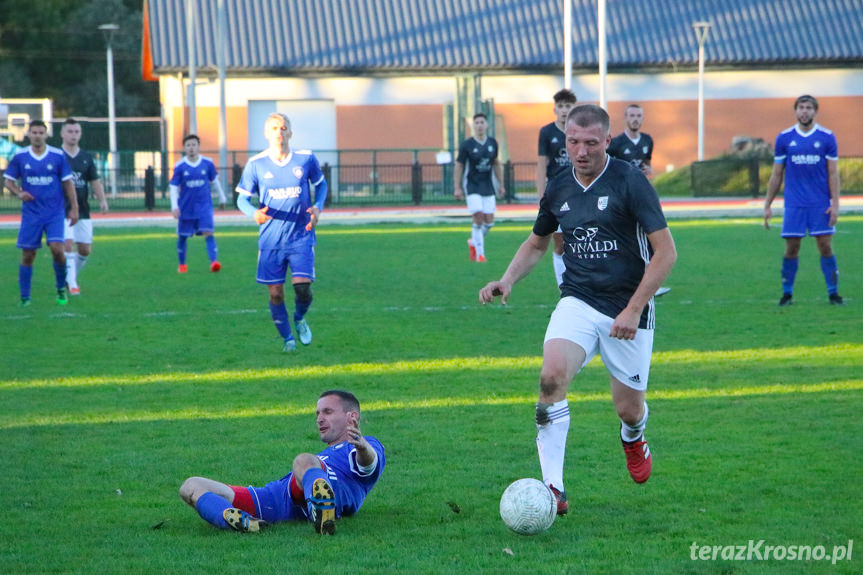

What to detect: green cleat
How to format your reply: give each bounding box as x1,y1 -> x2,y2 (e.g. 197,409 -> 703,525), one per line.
282,338 -> 297,352
20,297 -> 31,307
56,288 -> 68,306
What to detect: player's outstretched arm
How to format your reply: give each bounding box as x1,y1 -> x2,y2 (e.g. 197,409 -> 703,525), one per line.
479,232 -> 551,304
345,413 -> 376,468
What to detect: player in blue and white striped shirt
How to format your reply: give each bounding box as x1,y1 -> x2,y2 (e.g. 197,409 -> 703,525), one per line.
764,95 -> 843,306
235,113 -> 328,352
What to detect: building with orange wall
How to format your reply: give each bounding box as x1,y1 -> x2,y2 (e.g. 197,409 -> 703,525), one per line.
144,0 -> 863,177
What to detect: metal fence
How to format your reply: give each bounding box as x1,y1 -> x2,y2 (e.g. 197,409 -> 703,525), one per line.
0,149 -> 543,212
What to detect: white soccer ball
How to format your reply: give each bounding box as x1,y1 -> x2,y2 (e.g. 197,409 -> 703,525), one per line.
499,478 -> 557,535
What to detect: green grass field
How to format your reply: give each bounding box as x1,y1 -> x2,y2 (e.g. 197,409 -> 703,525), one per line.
1,217 -> 861,574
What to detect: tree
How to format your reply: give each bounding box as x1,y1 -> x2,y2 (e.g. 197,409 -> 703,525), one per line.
0,0 -> 159,117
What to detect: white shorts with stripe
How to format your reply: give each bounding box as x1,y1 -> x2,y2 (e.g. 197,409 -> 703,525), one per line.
466,193 -> 496,215
544,296 -> 654,391
64,219 -> 94,244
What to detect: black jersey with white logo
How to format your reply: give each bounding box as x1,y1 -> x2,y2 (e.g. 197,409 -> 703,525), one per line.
456,136 -> 499,197
533,157 -> 667,328
538,122 -> 571,181
64,149 -> 100,219
607,132 -> 654,171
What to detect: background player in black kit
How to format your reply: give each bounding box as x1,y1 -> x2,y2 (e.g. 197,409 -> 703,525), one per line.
454,113 -> 505,263
537,89 -> 577,287
607,104 -> 653,177
61,118 -> 107,295
480,105 -> 676,515
608,104 -> 671,297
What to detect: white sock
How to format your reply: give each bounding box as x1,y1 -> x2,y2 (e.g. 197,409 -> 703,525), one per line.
620,402 -> 649,443
75,253 -> 89,273
471,224 -> 484,257
552,252 -> 565,287
65,251 -> 78,288
536,399 -> 570,492
480,222 -> 492,236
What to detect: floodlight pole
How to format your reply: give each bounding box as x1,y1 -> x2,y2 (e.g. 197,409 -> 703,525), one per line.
217,0 -> 228,190
186,0 -> 197,134
598,0 -> 607,109
563,0 -> 572,89
693,21 -> 711,161
99,23 -> 119,198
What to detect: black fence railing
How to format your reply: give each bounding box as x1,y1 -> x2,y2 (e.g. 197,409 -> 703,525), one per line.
0,157 -> 544,212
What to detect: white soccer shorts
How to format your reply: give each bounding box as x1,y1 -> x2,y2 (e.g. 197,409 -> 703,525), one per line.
64,218 -> 94,244
544,296 -> 654,391
466,193 -> 496,215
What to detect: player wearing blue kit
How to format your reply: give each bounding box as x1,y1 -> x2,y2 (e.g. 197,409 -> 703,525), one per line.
454,113 -> 506,263
764,95 -> 843,306
4,120 -> 78,306
169,134 -> 226,273
235,113 -> 328,352
180,390 -> 385,536
481,106 -> 676,515
537,89 -> 577,286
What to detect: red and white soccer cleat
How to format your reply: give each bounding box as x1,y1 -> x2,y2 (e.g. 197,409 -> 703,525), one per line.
467,238 -> 477,261
178,264 -> 188,273
70,287 -> 81,296
622,437 -> 652,483
549,484 -> 568,516
210,261 -> 221,272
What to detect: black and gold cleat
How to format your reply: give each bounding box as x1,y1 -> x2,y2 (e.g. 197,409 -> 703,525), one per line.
310,478 -> 336,535
223,507 -> 268,533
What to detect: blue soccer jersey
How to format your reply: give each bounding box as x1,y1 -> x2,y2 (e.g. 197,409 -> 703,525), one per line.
316,437 -> 386,517
236,150 -> 325,250
255,436 -> 386,522
169,156 -> 220,219
4,146 -> 73,220
774,124 -> 837,208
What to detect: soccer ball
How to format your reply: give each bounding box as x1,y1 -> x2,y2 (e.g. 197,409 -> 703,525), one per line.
499,478 -> 557,535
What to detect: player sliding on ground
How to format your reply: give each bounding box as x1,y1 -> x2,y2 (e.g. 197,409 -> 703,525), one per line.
480,105 -> 676,516
180,390 -> 385,535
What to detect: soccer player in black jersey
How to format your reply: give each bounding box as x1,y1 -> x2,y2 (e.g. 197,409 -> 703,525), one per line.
480,105 -> 676,515
537,89 -> 577,287
61,119 -> 107,295
607,104 -> 653,177
454,113 -> 505,262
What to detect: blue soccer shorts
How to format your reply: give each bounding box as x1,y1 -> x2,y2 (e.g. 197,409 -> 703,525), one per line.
781,206 -> 835,238
17,213 -> 65,249
177,211 -> 215,237
256,246 -> 315,284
